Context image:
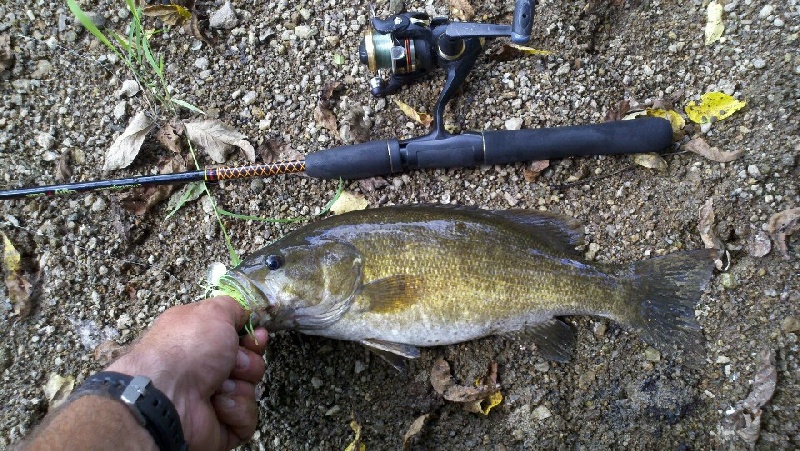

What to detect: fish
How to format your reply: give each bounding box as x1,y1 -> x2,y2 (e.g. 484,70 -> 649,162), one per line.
220,205 -> 715,368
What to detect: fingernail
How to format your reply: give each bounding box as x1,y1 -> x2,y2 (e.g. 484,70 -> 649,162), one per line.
219,396 -> 236,408
236,349 -> 250,369
221,379 -> 236,394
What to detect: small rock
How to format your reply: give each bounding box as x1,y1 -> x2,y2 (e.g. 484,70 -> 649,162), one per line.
781,317 -> 800,333
194,57 -> 209,70
644,347 -> 661,362
90,197 -> 107,212
505,117 -> 523,130
113,101 -> 127,120
36,132 -> 55,151
354,360 -> 366,374
310,377 -> 323,389
720,272 -> 736,289
209,2 -> 238,30
31,60 -> 53,79
82,11 -> 106,29
503,192 -> 518,207
748,230 -> 771,257
747,164 -> 761,178
324,405 -> 341,416
758,5 -> 773,19
294,25 -> 313,39
116,79 -> 140,98
242,90 -> 257,106
585,242 -> 600,261
534,362 -> 550,372
753,58 -> 766,69
532,405 -> 552,421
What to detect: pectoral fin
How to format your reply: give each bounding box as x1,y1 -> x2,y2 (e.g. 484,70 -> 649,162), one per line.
526,319 -> 575,363
360,275 -> 422,314
360,338 -> 421,371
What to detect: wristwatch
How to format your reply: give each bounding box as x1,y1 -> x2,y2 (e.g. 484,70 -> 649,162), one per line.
70,371 -> 188,451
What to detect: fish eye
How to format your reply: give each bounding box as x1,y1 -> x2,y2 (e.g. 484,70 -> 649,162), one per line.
265,254 -> 283,271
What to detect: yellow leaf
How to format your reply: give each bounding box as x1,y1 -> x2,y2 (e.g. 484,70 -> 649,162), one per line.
685,92 -> 746,124
2,232 -> 20,272
142,4 -> 192,26
632,153 -> 668,171
479,391 -> 503,415
393,99 -> 433,127
704,0 -> 724,45
507,43 -> 554,56
645,108 -> 685,134
330,191 -> 369,215
344,420 -> 365,451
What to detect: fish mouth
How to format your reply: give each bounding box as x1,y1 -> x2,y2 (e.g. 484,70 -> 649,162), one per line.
216,270 -> 269,312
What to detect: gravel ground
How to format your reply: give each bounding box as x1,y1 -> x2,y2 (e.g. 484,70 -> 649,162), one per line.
1,0 -> 798,449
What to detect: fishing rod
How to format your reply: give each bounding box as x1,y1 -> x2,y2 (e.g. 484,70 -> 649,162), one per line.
0,0 -> 674,201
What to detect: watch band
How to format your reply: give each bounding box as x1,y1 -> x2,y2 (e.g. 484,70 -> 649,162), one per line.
71,371 -> 188,451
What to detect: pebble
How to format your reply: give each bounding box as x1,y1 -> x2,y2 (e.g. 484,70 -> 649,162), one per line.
354,360 -> 366,374
113,101 -> 127,120
209,2 -> 238,30
82,11 -> 106,29
532,405 -> 552,421
758,5 -> 773,19
753,58 -> 766,69
324,405 -> 341,416
194,57 -> 209,70
90,197 -> 107,212
31,60 -> 53,79
720,272 -> 736,289
643,347 -> 661,362
781,317 -> 800,333
116,79 -> 140,98
294,25 -> 313,39
36,132 -> 55,150
505,117 -> 523,130
242,91 -> 257,106
310,377 -> 323,389
504,192 -> 518,206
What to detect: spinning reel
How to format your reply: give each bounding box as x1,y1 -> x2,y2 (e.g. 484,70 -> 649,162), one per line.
359,0 -> 535,136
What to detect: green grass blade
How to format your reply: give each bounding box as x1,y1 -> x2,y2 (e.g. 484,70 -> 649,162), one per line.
66,0 -> 120,57
215,178 -> 345,223
170,98 -> 206,115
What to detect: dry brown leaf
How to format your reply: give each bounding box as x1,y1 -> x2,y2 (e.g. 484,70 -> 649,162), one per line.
104,111 -> 155,171
0,33 -> 13,73
2,232 -> 38,318
449,0 -> 475,21
257,138 -> 287,164
719,348 -> 776,449
184,119 -> 255,163
633,153 -> 668,171
523,160 -> 550,182
142,4 -> 192,26
429,358 -> 501,414
119,158 -> 185,215
393,99 -> 433,128
402,414 -> 430,451
55,151 -> 72,183
766,207 -> 800,260
93,340 -> 125,366
186,14 -> 214,46
320,81 -> 343,101
684,137 -> 744,162
698,198 -> 726,270
605,99 -> 632,122
358,177 -> 389,194
156,120 -> 186,154
44,373 -> 75,410
314,101 -> 340,140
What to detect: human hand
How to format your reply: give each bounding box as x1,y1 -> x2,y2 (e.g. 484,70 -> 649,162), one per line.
107,296 -> 267,451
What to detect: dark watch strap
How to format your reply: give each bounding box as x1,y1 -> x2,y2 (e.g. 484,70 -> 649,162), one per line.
71,371 -> 188,451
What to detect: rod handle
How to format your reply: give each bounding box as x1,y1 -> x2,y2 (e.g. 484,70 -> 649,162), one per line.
305,140 -> 401,180
481,117 -> 673,164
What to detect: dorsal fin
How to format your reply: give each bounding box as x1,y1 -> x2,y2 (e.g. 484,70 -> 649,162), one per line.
491,210 -> 585,256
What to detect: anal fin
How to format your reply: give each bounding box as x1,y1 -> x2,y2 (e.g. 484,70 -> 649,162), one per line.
525,318 -> 575,363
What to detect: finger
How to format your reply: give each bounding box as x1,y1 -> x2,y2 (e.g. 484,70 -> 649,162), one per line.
204,295 -> 251,331
212,393 -> 259,447
240,328 -> 269,355
230,348 -> 266,384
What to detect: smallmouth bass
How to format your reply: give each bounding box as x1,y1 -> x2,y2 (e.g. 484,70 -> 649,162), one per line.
221,205 -> 714,367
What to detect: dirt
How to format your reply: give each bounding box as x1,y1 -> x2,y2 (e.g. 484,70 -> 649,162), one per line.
1,0 -> 799,449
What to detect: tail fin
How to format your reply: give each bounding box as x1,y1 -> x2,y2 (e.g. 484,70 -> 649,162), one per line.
623,249 -> 715,364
